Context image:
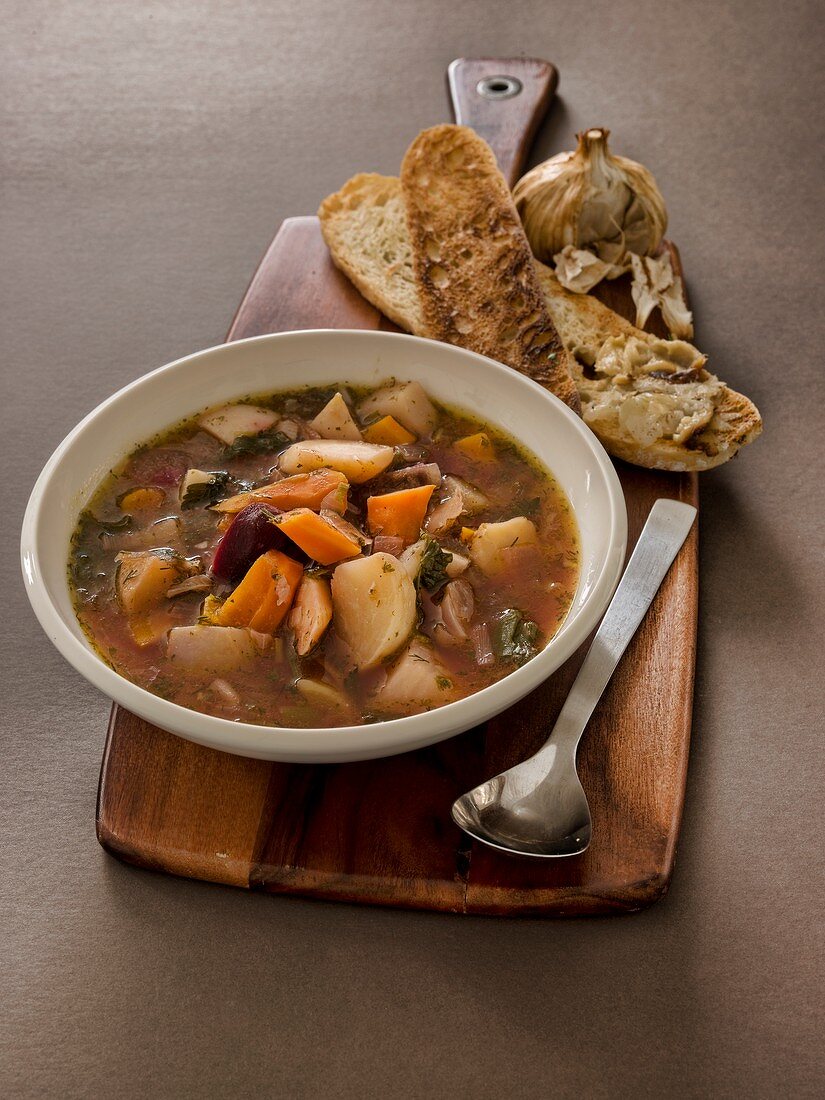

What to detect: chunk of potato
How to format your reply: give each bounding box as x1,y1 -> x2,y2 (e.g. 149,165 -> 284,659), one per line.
330,552 -> 416,668
115,549 -> 193,615
166,625 -> 258,674
357,381 -> 438,437
295,678 -> 355,718
370,636 -> 457,714
279,440 -> 393,484
309,393 -> 362,441
399,537 -> 427,581
198,404 -> 278,445
468,517 -> 539,576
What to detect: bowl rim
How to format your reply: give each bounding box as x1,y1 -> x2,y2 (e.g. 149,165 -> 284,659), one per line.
20,328 -> 627,762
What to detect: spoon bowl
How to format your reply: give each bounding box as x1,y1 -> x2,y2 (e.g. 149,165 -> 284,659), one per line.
452,747 -> 592,857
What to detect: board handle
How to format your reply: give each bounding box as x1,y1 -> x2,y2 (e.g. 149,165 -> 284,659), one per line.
447,57 -> 558,188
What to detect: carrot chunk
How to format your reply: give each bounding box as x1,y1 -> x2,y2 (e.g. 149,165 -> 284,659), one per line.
362,415 -> 416,446
118,487 -> 166,512
217,550 -> 303,633
454,432 -> 495,462
213,469 -> 348,515
367,484 -> 435,547
275,508 -> 363,565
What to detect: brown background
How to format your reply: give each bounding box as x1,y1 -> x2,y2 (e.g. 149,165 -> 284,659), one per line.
3,1 -> 824,1096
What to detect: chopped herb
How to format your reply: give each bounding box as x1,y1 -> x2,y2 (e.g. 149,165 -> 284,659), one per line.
499,496 -> 540,521
382,561 -> 395,573
497,608 -> 540,666
222,428 -> 291,459
418,533 -> 453,594
180,471 -> 229,509
77,510 -> 134,539
435,675 -> 452,690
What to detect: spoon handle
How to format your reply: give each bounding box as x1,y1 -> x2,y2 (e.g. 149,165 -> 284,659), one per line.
541,498 -> 697,754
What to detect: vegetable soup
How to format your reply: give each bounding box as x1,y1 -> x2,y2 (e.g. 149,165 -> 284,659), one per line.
69,379 -> 579,727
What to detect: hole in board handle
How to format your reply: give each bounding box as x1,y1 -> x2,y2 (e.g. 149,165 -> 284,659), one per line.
476,76 -> 522,100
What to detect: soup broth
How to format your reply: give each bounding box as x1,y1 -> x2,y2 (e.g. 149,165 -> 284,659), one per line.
69,379 -> 579,728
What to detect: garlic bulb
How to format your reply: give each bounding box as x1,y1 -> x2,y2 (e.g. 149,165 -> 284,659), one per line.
513,128 -> 668,264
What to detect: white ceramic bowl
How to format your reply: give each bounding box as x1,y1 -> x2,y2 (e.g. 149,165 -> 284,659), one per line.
21,330 -> 626,763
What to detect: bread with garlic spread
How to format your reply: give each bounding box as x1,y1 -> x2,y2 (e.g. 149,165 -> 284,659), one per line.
318,162 -> 761,472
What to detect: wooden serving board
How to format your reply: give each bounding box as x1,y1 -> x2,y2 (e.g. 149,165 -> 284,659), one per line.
97,59 -> 698,915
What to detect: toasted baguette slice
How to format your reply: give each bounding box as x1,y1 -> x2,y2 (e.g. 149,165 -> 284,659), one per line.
531,264 -> 762,470
318,173 -> 423,333
318,174 -> 762,471
400,125 -> 580,412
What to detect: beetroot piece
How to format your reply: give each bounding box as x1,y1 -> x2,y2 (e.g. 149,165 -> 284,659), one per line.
211,502 -> 303,583
126,448 -> 190,488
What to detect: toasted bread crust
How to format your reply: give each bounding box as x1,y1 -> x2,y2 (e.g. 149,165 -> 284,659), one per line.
319,166 -> 762,472
400,126 -> 580,412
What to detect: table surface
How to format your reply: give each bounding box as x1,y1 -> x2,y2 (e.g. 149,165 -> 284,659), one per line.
4,1 -> 823,1096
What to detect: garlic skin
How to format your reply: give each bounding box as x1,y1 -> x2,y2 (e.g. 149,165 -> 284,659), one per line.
513,128 -> 668,265
628,253 -> 694,339
553,245 -> 626,294
552,245 -> 694,339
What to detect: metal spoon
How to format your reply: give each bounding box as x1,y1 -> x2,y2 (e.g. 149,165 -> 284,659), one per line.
451,498 -> 697,858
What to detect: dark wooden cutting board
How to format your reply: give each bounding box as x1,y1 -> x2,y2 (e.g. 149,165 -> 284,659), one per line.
97,59 -> 698,915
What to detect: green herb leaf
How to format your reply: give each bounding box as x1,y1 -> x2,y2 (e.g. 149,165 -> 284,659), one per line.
181,471 -> 229,509
418,534 -> 453,594
496,608 -> 540,666
222,428 -> 292,459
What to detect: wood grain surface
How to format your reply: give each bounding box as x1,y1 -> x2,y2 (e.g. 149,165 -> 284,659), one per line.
97,59 -> 698,916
